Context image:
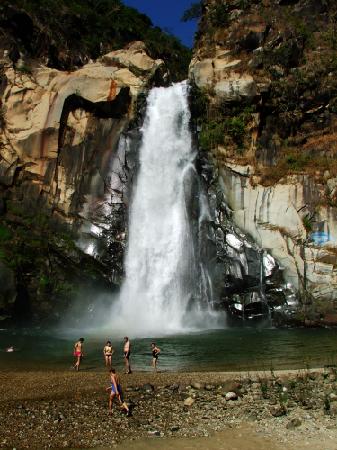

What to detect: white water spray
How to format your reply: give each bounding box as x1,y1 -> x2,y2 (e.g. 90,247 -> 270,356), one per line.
111,82 -> 214,335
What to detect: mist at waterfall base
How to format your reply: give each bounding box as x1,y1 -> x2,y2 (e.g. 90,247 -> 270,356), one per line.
104,82 -> 221,336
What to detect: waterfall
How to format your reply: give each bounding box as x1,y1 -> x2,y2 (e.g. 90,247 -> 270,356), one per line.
111,82 -> 214,335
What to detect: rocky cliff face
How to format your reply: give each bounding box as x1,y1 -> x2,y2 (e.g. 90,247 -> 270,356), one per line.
0,41 -> 165,322
190,0 -> 337,324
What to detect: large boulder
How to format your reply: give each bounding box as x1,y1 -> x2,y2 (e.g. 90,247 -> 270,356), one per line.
189,55 -> 257,100
101,41 -> 164,77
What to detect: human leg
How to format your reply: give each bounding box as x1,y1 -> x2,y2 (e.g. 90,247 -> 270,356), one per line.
124,353 -> 131,374
75,355 -> 81,371
109,392 -> 116,413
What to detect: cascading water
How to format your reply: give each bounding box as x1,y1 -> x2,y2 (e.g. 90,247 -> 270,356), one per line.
111,82 -> 215,335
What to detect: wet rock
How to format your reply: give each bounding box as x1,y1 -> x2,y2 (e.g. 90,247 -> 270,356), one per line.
170,426 -> 179,432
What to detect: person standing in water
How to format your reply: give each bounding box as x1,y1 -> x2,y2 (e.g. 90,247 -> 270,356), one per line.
106,368 -> 130,415
73,338 -> 84,371
103,341 -> 114,368
123,336 -> 132,374
151,342 -> 161,371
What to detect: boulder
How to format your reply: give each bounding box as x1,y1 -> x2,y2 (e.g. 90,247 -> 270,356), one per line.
225,392 -> 238,401
286,418 -> 301,429
189,55 -> 257,101
270,405 -> 287,417
191,382 -> 204,390
142,383 -> 154,394
184,397 -> 195,407
329,393 -> 337,402
189,58 -> 214,89
221,381 -> 242,395
214,75 -> 257,100
101,41 -> 164,77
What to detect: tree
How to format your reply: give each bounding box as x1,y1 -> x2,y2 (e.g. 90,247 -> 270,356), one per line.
181,1 -> 202,22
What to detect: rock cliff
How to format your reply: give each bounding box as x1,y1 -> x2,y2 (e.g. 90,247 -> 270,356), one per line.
190,0 -> 337,324
0,40 -> 165,322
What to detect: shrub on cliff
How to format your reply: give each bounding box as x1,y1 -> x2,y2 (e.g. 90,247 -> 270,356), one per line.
181,2 -> 203,22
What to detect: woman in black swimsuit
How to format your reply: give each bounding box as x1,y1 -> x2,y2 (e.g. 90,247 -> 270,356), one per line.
151,342 -> 160,372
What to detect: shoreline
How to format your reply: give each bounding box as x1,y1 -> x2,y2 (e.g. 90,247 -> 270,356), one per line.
1,367 -> 337,449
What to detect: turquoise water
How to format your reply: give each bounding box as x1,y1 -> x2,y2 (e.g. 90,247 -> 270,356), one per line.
0,327 -> 337,372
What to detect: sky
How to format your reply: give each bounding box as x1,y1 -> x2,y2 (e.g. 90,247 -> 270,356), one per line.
122,0 -> 198,47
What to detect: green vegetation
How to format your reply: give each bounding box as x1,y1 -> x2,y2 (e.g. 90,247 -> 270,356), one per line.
16,64 -> 33,75
0,205 -> 104,316
0,0 -> 191,81
284,152 -> 311,171
260,380 -> 269,399
182,0 -> 250,24
191,86 -> 254,153
302,214 -> 314,233
199,114 -> 248,151
181,2 -> 202,22
209,4 -> 230,27
199,120 -> 225,150
0,225 -> 12,242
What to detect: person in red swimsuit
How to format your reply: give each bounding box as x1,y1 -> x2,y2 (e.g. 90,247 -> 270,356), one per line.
73,338 -> 84,371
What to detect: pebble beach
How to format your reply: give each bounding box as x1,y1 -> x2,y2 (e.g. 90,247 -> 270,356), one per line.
1,368 -> 337,449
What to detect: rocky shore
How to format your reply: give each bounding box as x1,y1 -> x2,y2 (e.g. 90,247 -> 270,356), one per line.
0,368 -> 337,449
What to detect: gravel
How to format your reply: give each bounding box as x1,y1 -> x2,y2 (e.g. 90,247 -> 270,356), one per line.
0,368 -> 337,448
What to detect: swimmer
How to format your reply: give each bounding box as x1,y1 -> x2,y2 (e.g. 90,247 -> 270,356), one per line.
123,336 -> 132,374
151,342 -> 161,371
103,341 -> 114,368
73,338 -> 84,371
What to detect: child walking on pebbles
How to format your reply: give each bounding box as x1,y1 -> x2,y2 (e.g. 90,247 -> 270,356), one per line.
106,368 -> 130,416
